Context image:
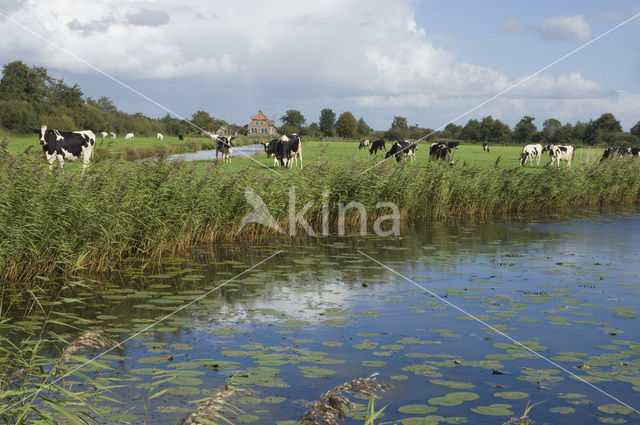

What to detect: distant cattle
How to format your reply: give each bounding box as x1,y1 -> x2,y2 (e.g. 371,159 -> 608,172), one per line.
216,136 -> 234,163
110,132 -> 116,139
386,140 -> 418,163
275,134 -> 302,169
178,134 -> 184,141
125,133 -> 134,140
262,138 -> 280,166
544,144 -> 575,168
100,131 -> 108,139
36,125 -> 95,171
359,139 -> 370,150
601,147 -> 640,161
369,139 -> 386,155
429,142 -> 452,162
157,133 -> 164,141
483,142 -> 490,152
520,143 -> 543,166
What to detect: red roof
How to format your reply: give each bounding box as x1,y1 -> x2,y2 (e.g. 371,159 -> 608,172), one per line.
251,111 -> 275,126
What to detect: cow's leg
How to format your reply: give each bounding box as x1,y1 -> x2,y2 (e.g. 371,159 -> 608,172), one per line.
47,155 -> 57,170
298,150 -> 302,169
57,155 -> 65,172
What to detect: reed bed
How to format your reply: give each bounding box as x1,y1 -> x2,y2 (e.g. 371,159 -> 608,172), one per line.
1,147 -> 640,283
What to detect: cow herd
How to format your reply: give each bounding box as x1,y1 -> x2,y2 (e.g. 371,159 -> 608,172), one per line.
31,124 -> 640,172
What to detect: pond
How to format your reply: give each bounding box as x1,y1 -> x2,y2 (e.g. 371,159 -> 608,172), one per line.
168,144 -> 265,161
7,209 -> 640,424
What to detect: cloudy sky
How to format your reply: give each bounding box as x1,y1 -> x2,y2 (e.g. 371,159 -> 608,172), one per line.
0,0 -> 639,131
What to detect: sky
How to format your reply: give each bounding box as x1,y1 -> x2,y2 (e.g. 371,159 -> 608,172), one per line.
0,0 -> 639,131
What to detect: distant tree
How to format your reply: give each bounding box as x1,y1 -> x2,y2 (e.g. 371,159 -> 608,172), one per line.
461,119 -> 481,141
191,110 -> 216,132
513,116 -> 537,144
585,113 -> 623,145
0,60 -> 48,112
48,79 -> 84,109
631,121 -> 640,137
280,109 -> 306,131
477,115 -> 511,144
541,118 -> 563,145
306,122 -> 322,138
335,111 -> 357,138
441,123 -> 463,139
391,116 -> 408,130
357,117 -> 371,137
318,108 -> 336,136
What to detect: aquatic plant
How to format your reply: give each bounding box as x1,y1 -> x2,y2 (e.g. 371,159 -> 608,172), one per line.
2,147 -> 640,283
299,373 -> 391,425
181,388 -> 240,425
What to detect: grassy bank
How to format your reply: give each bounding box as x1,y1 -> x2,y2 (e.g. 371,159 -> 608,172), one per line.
1,145 -> 640,283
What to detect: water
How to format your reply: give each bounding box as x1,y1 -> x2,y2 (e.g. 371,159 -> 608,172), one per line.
168,144 -> 265,161
7,209 -> 640,424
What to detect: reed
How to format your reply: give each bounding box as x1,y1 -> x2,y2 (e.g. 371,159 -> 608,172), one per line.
299,373 -> 391,425
1,148 -> 640,283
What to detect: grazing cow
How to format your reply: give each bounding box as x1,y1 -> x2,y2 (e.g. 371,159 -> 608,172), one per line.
262,138 -> 280,166
429,142 -> 452,161
369,139 -> 386,155
601,147 -> 640,161
446,141 -> 459,150
386,140 -> 418,163
544,144 -> 575,168
157,133 -> 164,141
36,125 -> 95,171
215,136 -> 234,163
110,132 -> 116,139
483,142 -> 490,152
275,134 -> 302,169
520,143 -> 543,166
178,134 -> 184,141
125,133 -> 134,140
359,139 -> 370,150
100,131 -> 108,140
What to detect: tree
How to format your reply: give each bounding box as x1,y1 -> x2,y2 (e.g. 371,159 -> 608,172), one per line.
513,116 -> 537,144
48,79 -> 84,109
280,109 -> 306,131
584,113 -> 623,145
461,119 -> 481,142
0,60 -> 48,112
357,117 -> 371,137
191,110 -> 216,132
318,108 -> 336,136
631,121 -> 640,137
335,111 -> 357,138
391,116 -> 408,130
441,123 -> 463,139
541,118 -> 563,145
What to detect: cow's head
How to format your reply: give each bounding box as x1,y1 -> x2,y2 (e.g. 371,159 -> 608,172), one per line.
519,152 -> 528,166
541,145 -> 551,154
37,125 -> 48,146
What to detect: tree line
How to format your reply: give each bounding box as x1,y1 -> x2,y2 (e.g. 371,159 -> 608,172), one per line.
1,60 -> 639,146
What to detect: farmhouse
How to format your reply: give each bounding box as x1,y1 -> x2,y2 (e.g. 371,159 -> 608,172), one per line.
247,110 -> 278,137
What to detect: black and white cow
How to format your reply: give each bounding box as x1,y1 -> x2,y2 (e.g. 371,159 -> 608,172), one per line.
446,141 -> 459,150
216,136 -> 234,163
601,147 -> 640,161
359,139 -> 370,150
369,139 -> 386,155
520,143 -> 543,166
100,131 -> 108,140
157,133 -> 164,141
276,134 -> 302,169
110,132 -> 116,139
385,140 -> 418,163
178,134 -> 184,141
125,133 -> 134,140
36,125 -> 95,171
262,138 -> 280,166
429,142 -> 452,161
482,142 -> 490,152
544,144 -> 575,168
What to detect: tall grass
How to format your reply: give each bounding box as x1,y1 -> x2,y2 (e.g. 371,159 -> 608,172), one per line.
1,147 -> 640,283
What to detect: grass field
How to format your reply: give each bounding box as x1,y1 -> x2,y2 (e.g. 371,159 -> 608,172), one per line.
3,131 -> 607,173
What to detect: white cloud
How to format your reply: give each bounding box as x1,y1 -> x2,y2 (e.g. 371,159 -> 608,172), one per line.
539,15 -> 592,41
0,1 -> 634,129
501,15 -> 592,41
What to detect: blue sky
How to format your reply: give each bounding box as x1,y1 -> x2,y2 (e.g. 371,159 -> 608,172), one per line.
0,0 -> 639,131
